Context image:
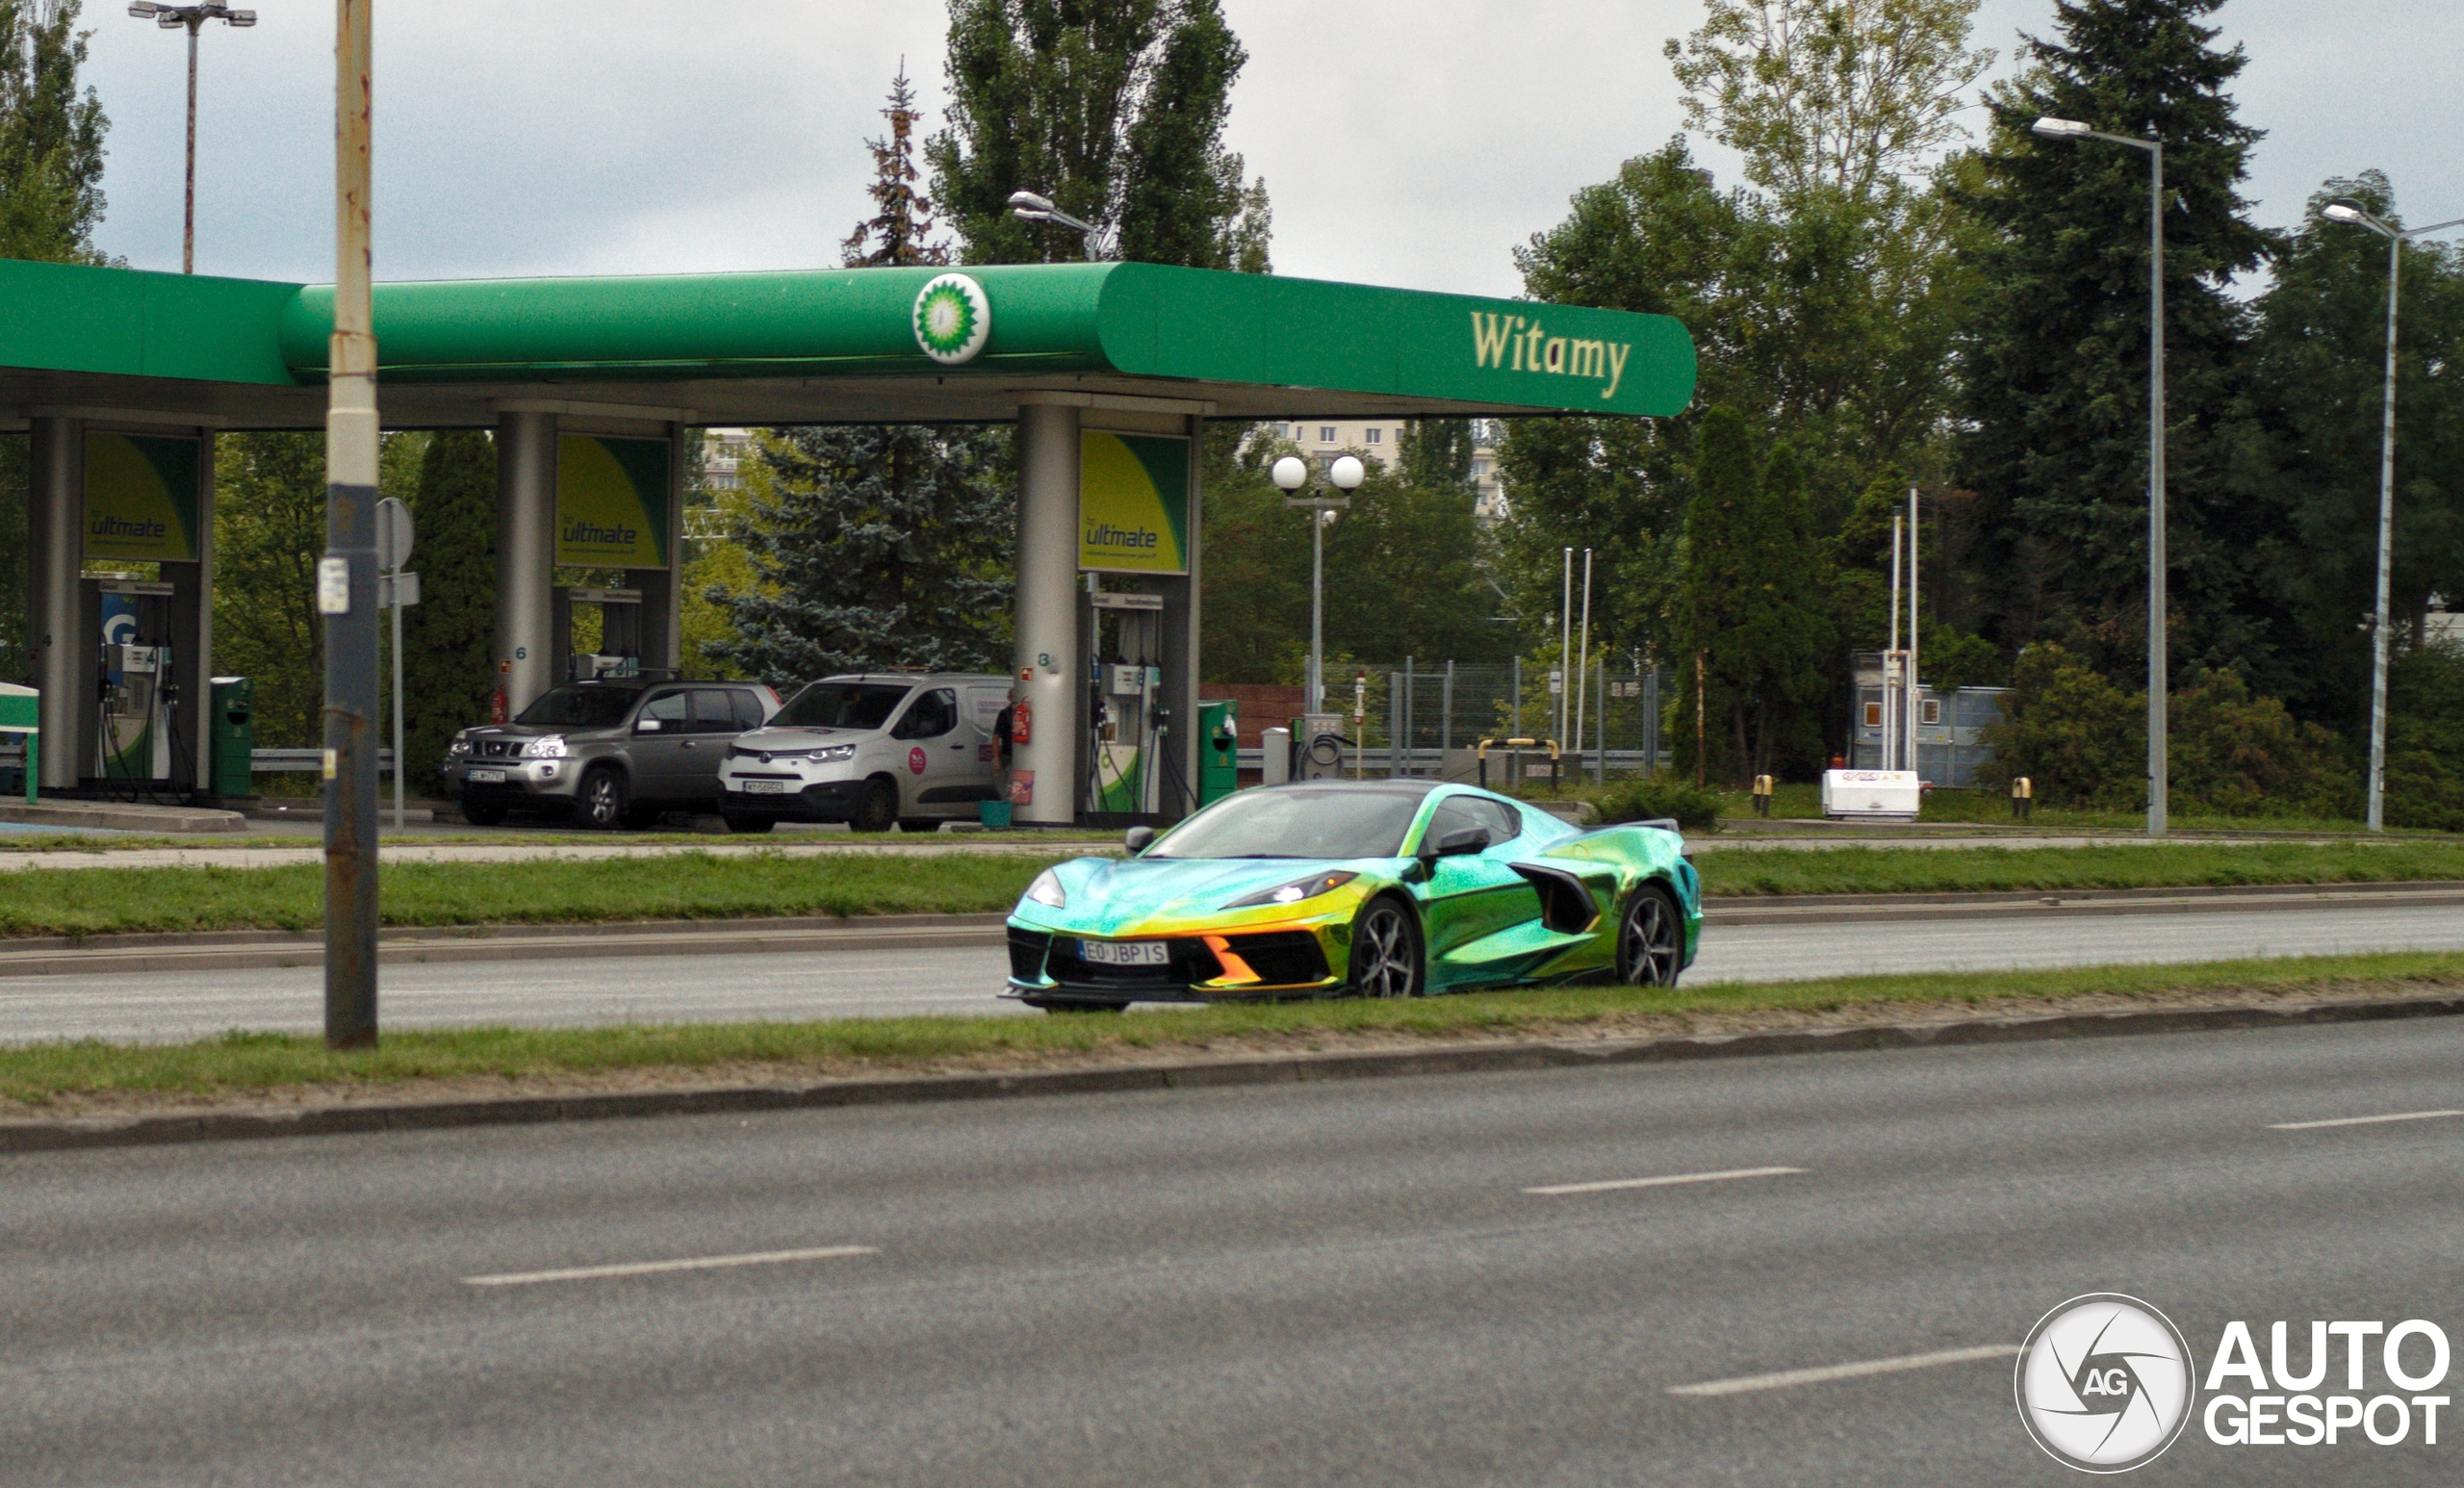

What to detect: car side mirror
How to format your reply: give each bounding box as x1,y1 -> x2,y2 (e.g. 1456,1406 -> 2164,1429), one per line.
1424,825 -> 1490,860
1123,825 -> 1156,855
635,717 -> 662,732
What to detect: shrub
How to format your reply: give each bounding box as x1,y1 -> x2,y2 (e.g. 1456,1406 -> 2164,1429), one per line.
2386,646 -> 2464,832
1979,644 -> 2358,818
1594,775 -> 1724,832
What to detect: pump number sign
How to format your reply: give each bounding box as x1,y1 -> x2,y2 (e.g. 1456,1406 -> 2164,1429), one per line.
1079,431 -> 1189,576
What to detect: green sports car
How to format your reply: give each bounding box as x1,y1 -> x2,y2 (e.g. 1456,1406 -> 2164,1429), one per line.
1004,780 -> 1701,1011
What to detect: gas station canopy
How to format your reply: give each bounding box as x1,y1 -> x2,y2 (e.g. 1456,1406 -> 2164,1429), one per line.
0,256 -> 1694,427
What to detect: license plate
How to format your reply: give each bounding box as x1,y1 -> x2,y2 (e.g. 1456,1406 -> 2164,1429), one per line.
742,780 -> 791,795
1079,939 -> 1168,966
466,769 -> 506,783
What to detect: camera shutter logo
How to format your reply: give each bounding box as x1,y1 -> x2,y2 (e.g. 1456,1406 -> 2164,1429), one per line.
913,273 -> 990,365
2017,1294 -> 2195,1473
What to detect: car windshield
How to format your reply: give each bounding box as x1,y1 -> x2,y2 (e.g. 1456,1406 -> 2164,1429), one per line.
774,682 -> 912,731
1148,788 -> 1425,860
512,686 -> 637,728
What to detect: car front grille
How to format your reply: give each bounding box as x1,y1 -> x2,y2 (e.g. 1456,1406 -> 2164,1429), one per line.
476,739 -> 521,758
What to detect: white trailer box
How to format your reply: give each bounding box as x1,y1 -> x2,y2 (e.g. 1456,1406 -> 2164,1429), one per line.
1822,769 -> 1920,822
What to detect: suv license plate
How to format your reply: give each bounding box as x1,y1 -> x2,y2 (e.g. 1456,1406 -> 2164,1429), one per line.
466,769 -> 506,783
1080,939 -> 1168,967
742,780 -> 791,795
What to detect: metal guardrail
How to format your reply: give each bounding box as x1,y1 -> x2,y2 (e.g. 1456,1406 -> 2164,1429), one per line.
253,748 -> 396,773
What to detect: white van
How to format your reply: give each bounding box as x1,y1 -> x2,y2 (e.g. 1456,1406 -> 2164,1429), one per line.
715,673 -> 1012,833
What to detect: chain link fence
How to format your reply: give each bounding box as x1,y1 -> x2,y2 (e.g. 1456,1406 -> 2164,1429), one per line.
1296,659 -> 1674,784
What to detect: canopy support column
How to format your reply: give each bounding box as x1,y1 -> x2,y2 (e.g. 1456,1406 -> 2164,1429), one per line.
1014,400 -> 1080,825
25,416 -> 82,790
495,410 -> 557,717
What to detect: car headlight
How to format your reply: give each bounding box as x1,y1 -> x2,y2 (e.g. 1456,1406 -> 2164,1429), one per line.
1024,868 -> 1066,909
810,744 -> 857,763
520,734 -> 569,759
448,734 -> 472,756
1223,870 -> 1357,909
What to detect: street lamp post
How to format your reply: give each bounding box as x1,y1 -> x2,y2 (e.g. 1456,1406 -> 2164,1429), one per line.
1007,190 -> 1106,262
2318,198 -> 2464,833
2033,115 -> 2169,836
126,2 -> 255,274
1272,453 -> 1365,714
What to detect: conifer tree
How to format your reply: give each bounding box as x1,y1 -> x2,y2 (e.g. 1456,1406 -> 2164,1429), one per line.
400,432 -> 499,784
710,69 -> 1014,685
841,64 -> 947,269
1956,0 -> 2279,685
211,435 -> 328,747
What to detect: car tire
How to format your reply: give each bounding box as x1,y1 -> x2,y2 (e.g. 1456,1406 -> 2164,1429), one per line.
851,778 -> 898,834
573,766 -> 627,832
1616,882 -> 1683,988
897,818 -> 941,834
459,801 -> 507,827
723,813 -> 776,834
1348,894 -> 1423,998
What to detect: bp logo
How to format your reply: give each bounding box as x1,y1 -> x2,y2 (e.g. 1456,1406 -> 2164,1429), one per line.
912,273 -> 990,364
2018,1294 -> 2195,1473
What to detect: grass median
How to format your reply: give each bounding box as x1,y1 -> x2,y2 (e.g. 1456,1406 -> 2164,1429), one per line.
0,851 -> 1062,938
3,951 -> 2458,1114
2,839 -> 2463,939
1690,840 -> 2464,896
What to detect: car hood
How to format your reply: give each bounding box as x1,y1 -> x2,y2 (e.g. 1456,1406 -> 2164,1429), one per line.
1021,854 -> 1392,936
732,726 -> 869,750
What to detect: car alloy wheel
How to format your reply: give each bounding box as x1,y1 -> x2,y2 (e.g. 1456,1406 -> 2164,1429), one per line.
575,767 -> 626,832
1349,898 -> 1421,998
1617,884 -> 1682,987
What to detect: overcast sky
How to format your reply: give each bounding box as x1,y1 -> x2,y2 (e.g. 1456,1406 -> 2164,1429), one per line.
76,0 -> 2464,297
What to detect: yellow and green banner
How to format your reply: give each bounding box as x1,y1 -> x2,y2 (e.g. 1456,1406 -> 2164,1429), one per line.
84,432 -> 201,562
1078,430 -> 1189,575
557,434 -> 670,568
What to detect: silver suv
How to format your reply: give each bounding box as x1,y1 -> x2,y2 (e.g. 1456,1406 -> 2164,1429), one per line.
447,678 -> 781,830
717,673 -> 1011,834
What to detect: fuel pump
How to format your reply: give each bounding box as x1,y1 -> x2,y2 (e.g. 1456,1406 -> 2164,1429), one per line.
1086,583 -> 1169,815
87,578 -> 179,790
551,586 -> 645,680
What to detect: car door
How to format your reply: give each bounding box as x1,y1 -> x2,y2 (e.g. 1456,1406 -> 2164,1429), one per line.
889,688 -> 977,815
627,688 -> 693,801
1417,794 -> 1544,981
671,688 -> 750,807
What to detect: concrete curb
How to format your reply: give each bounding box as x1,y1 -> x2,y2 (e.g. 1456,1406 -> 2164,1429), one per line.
5,991 -> 2457,1154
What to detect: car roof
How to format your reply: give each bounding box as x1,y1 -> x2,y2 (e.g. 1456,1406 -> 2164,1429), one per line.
808,673 -> 1011,686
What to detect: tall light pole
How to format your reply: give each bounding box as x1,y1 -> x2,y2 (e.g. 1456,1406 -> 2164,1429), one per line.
2318,198 -> 2464,832
2034,115 -> 2169,836
321,0 -> 379,1048
1008,190 -> 1106,262
1272,453 -> 1365,714
127,2 -> 256,274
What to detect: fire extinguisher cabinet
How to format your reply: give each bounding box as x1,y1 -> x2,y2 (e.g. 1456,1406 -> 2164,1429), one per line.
209,676 -> 255,799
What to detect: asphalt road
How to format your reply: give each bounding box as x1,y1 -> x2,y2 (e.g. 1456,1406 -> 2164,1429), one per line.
7,899 -> 2464,1044
5,1016 -> 2458,1485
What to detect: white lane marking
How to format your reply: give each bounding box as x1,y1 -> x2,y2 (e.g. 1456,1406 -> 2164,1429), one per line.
463,1244 -> 876,1287
1669,1344 -> 2017,1398
1523,1166 -> 1805,1196
2270,1108 -> 2464,1131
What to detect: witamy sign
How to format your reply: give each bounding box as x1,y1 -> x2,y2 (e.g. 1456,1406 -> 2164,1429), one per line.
1469,312 -> 1632,400
2015,1294 -> 2451,1474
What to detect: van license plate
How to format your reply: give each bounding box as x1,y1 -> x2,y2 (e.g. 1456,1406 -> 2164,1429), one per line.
1080,939 -> 1168,966
742,780 -> 791,795
466,769 -> 506,783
